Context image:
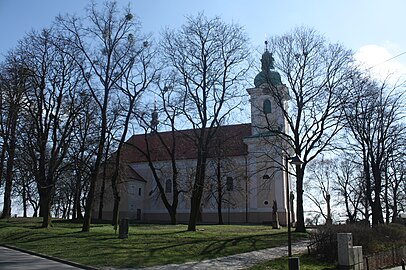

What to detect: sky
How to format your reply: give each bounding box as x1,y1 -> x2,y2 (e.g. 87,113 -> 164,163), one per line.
1,0 -> 406,80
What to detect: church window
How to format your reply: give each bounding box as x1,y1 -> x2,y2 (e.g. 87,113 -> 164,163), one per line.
263,99 -> 272,114
226,177 -> 234,191
138,188 -> 142,196
165,179 -> 172,193
263,174 -> 271,190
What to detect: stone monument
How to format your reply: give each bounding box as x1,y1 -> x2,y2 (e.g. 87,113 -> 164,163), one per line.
272,200 -> 280,229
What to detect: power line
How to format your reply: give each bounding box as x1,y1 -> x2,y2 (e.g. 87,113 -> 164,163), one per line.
368,51 -> 406,70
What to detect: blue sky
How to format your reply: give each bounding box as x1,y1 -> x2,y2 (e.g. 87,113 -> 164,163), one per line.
1,0 -> 405,78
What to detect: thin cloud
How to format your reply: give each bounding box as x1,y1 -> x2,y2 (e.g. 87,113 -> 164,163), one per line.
354,44 -> 406,83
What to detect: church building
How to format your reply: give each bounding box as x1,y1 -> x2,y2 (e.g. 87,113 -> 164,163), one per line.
93,46 -> 293,225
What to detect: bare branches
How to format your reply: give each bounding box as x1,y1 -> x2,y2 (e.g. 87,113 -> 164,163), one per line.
268,26 -> 354,231
161,13 -> 251,231
342,71 -> 405,225
56,2 -> 150,231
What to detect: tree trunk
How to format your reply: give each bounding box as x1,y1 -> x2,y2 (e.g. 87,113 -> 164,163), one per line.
371,198 -> 384,226
41,186 -> 53,228
217,160 -> 223,225
187,151 -> 207,231
38,185 -> 46,218
112,193 -> 120,227
62,205 -> 67,219
370,166 -> 384,226
295,165 -> 306,232
169,207 -> 177,225
217,198 -> 223,225
111,96 -> 136,226
0,140 -> 8,192
98,137 -> 111,221
1,112 -> 18,219
98,167 -> 107,220
66,195 -> 72,219
82,170 -> 99,232
73,169 -> 83,219
32,201 -> 39,218
82,108 -> 107,232
188,195 -> 200,231
22,183 -> 27,218
384,168 -> 390,224
111,161 -> 121,226
325,193 -> 332,225
391,177 -> 400,223
1,154 -> 14,218
364,191 -> 369,221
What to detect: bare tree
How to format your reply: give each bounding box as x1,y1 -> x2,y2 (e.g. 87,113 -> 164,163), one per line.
108,38 -> 156,227
268,27 -> 353,232
0,53 -> 29,218
19,29 -> 82,227
305,157 -> 335,224
207,155 -> 227,225
385,140 -> 406,222
342,72 -> 405,225
69,92 -> 99,220
204,127 -> 248,225
332,155 -> 364,223
57,1 -> 144,231
97,127 -> 112,220
128,80 -> 186,225
14,119 -> 41,217
162,13 -> 251,231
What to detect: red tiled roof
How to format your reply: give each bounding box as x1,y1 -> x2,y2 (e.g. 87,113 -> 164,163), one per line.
122,124 -> 251,163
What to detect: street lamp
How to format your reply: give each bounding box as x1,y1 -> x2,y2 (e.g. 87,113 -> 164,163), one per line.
285,155 -> 303,258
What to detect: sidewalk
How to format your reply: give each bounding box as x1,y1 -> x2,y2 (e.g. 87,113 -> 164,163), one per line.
127,240 -> 311,270
0,246 -> 92,270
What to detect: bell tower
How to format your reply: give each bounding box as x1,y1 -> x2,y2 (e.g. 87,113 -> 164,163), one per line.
248,41 -> 288,136
244,42 -> 290,225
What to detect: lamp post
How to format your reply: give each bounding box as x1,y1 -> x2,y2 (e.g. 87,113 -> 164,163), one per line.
285,155 -> 303,258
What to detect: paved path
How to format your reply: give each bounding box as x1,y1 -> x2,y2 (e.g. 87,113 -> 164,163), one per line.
0,246 -> 91,270
106,240 -> 310,270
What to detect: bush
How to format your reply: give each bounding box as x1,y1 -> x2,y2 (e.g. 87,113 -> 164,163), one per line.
309,223 -> 406,262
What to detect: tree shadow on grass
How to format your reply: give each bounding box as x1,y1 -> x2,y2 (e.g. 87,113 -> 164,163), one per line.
198,232 -> 288,258
146,231 -> 288,261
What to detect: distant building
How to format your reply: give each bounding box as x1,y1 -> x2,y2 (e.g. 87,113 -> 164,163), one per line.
93,47 -> 293,225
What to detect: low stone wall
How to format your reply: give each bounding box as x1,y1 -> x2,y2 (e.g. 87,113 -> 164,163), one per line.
363,245 -> 406,270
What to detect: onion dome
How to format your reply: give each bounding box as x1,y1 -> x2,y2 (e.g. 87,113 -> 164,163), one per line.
254,42 -> 282,87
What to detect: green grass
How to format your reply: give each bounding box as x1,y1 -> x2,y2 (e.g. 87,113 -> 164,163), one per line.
0,218 -> 308,268
249,254 -> 337,270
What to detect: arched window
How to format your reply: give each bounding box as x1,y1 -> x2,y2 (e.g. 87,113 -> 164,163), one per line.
226,177 -> 234,191
263,174 -> 271,191
165,179 -> 172,193
263,99 -> 272,114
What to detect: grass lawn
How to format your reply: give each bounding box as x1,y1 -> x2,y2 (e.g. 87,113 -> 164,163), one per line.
0,218 -> 308,268
249,255 -> 337,270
